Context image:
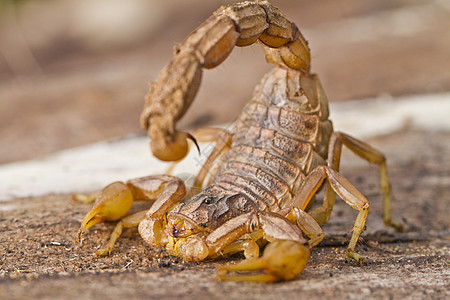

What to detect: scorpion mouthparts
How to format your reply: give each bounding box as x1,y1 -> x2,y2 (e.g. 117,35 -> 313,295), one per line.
169,219 -> 192,238
168,214 -> 205,238
170,223 -> 182,238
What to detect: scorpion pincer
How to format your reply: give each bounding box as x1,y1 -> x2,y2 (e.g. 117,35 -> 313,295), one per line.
76,1 -> 402,282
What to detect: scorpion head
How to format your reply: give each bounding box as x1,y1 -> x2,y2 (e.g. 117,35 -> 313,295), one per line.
166,186 -> 253,239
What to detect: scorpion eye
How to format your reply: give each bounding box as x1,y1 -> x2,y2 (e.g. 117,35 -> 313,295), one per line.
204,197 -> 213,205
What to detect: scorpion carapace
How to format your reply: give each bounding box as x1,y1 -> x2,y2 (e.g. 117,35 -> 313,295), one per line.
77,1 -> 402,283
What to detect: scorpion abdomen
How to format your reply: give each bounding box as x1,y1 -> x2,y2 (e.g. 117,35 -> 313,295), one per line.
212,67 -> 333,211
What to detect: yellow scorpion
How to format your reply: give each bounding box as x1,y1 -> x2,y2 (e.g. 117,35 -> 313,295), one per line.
77,1 -> 402,282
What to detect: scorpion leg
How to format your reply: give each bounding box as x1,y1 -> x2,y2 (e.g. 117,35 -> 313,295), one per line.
77,175 -> 185,255
292,166 -> 370,263
286,207 -> 325,248
329,132 -> 403,231
309,132 -> 403,231
94,211 -> 146,257
218,230 -> 264,260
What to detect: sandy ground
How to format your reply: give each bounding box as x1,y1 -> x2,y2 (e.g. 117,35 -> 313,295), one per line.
0,0 -> 449,299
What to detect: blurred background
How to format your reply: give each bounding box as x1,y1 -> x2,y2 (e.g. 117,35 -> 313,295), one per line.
0,0 -> 449,164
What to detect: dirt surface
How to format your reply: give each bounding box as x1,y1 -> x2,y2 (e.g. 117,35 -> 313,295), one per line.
1,129 -> 449,299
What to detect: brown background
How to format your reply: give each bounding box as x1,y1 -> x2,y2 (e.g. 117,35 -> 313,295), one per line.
1,0 -> 449,164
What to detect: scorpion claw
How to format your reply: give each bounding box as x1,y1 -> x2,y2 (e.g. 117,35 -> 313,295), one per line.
217,240 -> 310,282
76,182 -> 133,243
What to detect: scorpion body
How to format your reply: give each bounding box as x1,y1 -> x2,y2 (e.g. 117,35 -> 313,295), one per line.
212,68 -> 332,214
77,1 -> 402,282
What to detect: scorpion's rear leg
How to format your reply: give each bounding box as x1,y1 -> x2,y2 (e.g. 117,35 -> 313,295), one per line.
292,166 -> 370,263
309,132 -> 403,231
77,175 -> 185,256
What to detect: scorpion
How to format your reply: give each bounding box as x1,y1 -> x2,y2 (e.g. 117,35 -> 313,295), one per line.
77,1 -> 402,282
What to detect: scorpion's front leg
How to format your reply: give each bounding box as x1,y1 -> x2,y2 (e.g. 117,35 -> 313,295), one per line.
77,175 -> 186,256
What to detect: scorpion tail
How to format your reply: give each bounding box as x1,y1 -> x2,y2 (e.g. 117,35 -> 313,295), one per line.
140,1 -> 312,162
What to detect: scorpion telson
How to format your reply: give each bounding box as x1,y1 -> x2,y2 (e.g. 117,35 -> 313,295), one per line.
77,1 -> 402,282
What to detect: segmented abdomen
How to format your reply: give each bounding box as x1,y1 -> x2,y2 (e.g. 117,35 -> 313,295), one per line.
212,68 -> 333,212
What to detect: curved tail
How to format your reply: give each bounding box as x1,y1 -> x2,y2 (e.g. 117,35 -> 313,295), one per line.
141,1 -> 311,161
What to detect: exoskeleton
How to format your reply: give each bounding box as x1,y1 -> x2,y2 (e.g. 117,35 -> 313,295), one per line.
77,1 -> 402,282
